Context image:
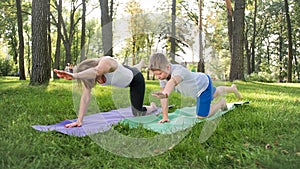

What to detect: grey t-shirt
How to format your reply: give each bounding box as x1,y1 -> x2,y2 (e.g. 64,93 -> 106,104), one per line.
159,64 -> 209,98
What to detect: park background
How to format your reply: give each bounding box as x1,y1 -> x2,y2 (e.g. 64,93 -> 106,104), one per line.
0,0 -> 299,168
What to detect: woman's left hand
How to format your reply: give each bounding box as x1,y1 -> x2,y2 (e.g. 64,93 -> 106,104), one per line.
54,69 -> 74,80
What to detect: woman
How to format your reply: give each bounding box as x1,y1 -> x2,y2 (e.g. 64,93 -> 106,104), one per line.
54,56 -> 156,128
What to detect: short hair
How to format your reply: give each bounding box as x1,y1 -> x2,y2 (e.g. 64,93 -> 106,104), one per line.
149,53 -> 170,71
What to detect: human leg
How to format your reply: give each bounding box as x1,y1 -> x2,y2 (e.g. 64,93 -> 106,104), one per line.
197,75 -> 228,119
213,84 -> 242,99
144,102 -> 157,114
129,72 -> 147,116
196,77 -> 214,118
197,98 -> 226,119
132,59 -> 145,72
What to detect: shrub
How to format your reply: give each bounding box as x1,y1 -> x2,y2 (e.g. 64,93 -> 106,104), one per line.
246,72 -> 276,82
0,57 -> 15,76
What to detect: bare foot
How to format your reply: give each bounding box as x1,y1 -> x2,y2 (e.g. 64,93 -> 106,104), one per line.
220,98 -> 228,111
133,59 -> 145,71
231,84 -> 242,100
145,102 -> 157,115
150,102 -> 157,110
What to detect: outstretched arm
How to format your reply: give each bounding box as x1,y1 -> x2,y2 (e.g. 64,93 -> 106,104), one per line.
74,57 -> 118,79
65,86 -> 91,128
54,57 -> 118,81
152,76 -> 182,123
54,69 -> 74,80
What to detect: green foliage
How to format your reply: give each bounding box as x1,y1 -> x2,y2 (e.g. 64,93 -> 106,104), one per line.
246,72 -> 277,82
0,57 -> 16,76
0,77 -> 299,168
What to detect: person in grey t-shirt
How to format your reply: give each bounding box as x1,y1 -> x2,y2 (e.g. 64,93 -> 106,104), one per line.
54,56 -> 157,128
149,53 -> 242,123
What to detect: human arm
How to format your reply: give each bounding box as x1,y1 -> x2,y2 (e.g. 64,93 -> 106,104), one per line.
54,57 -> 118,81
152,76 -> 182,123
53,68 -> 98,80
73,57 -> 117,80
54,69 -> 74,80
159,95 -> 169,123
65,86 -> 91,128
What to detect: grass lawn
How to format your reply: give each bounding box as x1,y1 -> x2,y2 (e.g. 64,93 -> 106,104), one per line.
0,77 -> 299,169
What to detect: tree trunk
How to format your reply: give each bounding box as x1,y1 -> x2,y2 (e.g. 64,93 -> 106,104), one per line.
80,0 -> 86,62
250,0 -> 257,73
245,29 -> 251,75
53,0 -> 62,79
225,0 -> 233,58
284,0 -> 293,82
65,4 -> 75,64
100,0 -> 113,56
16,0 -> 26,80
229,0 -> 245,81
25,31 -> 31,77
197,0 -> 205,73
132,35 -> 136,65
294,35 -> 300,81
170,0 -> 176,63
279,23 -> 284,82
60,1 -> 78,65
47,0 -> 52,79
30,0 -> 51,85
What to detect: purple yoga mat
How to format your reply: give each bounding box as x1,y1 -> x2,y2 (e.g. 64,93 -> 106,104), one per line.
32,107 -> 160,137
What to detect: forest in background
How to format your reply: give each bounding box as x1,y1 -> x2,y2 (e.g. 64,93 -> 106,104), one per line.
0,0 -> 299,84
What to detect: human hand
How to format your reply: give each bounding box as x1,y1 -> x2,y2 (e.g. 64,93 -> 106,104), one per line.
152,92 -> 168,99
158,118 -> 170,123
64,121 -> 82,128
54,69 -> 74,80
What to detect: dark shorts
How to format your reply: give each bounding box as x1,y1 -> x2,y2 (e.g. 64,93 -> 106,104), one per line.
196,74 -> 216,117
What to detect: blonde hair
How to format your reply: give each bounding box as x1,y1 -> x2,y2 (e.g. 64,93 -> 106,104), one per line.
75,58 -> 100,89
149,53 -> 170,71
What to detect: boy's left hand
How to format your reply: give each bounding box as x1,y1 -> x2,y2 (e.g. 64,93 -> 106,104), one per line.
158,118 -> 170,123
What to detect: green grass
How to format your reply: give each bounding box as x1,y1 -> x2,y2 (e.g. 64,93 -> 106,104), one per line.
0,77 -> 299,169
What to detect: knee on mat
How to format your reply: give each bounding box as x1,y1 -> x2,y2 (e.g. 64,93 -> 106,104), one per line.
197,115 -> 208,119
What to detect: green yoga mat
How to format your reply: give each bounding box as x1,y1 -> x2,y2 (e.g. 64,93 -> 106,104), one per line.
120,102 -> 249,134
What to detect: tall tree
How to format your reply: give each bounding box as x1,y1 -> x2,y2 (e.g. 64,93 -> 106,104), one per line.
53,0 -> 62,79
124,0 -> 145,65
61,1 -> 81,65
250,0 -> 257,73
47,0 -> 52,79
226,0 -> 246,81
225,0 -> 233,60
293,0 -> 300,82
197,0 -> 204,72
279,14 -> 284,82
30,0 -> 51,85
284,0 -> 293,82
99,0 -> 113,56
170,0 -> 176,63
80,0 -> 86,61
245,27 -> 251,75
16,0 -> 26,80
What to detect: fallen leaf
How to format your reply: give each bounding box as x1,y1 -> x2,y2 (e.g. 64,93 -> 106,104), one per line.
265,144 -> 272,149
244,143 -> 250,147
